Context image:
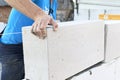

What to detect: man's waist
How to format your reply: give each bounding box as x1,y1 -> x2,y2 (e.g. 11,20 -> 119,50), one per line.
1,34 -> 22,44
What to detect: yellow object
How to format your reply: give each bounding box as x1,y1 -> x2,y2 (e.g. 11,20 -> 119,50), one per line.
99,14 -> 120,20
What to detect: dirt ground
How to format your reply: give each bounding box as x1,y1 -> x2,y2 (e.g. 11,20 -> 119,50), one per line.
0,6 -> 12,23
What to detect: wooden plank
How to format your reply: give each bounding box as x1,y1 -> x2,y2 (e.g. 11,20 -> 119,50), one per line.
22,20 -> 104,80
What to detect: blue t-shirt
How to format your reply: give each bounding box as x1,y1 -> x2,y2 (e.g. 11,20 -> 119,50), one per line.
1,0 -> 57,44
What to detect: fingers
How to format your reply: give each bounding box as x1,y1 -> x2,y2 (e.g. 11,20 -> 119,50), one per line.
31,15 -> 58,39
31,20 -> 47,39
40,20 -> 48,39
50,18 -> 58,31
53,21 -> 58,31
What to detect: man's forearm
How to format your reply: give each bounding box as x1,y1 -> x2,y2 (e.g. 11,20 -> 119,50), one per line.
5,0 -> 47,20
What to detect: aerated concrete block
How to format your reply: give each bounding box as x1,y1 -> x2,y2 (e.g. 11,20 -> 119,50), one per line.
74,9 -> 89,20
90,9 -> 104,20
71,60 -> 116,80
22,20 -> 104,80
105,21 -> 120,62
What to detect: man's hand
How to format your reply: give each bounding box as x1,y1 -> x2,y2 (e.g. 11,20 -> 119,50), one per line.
31,15 -> 58,39
5,0 -> 58,39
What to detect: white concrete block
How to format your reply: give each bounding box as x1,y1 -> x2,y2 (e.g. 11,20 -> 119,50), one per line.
74,9 -> 89,20
90,62 -> 116,80
115,58 -> 120,80
106,10 -> 120,14
90,9 -> 104,20
22,28 -> 48,80
71,71 -> 92,80
105,21 -> 120,62
22,20 -> 104,80
72,60 -> 116,80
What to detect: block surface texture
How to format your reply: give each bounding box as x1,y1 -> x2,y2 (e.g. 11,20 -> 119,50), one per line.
22,20 -> 104,80
105,21 -> 120,62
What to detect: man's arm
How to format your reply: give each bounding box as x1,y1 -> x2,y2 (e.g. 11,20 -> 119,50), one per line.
5,0 -> 58,38
5,0 -> 46,20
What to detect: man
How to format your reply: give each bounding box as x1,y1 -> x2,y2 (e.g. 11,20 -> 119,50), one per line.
0,0 -> 58,80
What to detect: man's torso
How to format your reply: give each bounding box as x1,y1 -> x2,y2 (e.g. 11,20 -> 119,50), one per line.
0,0 -> 57,44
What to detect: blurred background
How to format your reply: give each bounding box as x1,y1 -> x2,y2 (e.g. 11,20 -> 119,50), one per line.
0,0 -> 120,23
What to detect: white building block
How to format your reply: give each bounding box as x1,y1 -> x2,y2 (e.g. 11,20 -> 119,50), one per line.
106,10 -> 120,14
105,21 -> 120,62
74,9 -> 89,21
115,58 -> 120,80
90,61 -> 116,80
72,60 -> 116,80
22,28 -> 48,80
90,9 -> 104,20
22,20 -> 104,80
71,71 -> 92,80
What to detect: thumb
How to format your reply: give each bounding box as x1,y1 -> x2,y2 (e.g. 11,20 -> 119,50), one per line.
51,19 -> 58,31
